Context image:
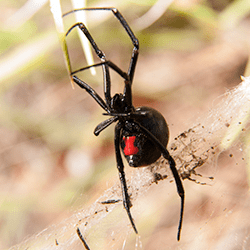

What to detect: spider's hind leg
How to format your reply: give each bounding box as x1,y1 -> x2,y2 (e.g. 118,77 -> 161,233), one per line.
134,122 -> 185,241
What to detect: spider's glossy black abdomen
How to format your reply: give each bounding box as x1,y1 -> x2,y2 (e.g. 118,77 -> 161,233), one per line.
121,106 -> 169,167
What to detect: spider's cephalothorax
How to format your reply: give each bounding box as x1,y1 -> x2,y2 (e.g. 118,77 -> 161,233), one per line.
63,7 -> 185,241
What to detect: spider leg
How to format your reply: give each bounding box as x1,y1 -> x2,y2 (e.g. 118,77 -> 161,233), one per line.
72,61 -> 129,81
64,8 -> 138,109
72,75 -> 109,112
105,8 -> 139,83
65,22 -> 105,60
134,122 -> 184,241
94,116 -> 118,136
115,122 -> 138,234
104,62 -> 132,110
63,8 -> 139,83
128,47 -> 139,83
164,154 -> 184,241
72,60 -> 132,109
65,22 -> 112,107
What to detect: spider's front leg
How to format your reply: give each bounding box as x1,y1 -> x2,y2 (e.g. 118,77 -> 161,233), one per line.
114,122 -> 138,234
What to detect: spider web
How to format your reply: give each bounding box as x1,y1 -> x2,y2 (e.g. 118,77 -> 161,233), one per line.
9,77 -> 250,249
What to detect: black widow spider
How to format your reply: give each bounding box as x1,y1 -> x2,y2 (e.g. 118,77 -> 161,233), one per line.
63,7 -> 185,241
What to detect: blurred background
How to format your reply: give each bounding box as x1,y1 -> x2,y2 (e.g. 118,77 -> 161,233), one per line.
1,0 -> 250,249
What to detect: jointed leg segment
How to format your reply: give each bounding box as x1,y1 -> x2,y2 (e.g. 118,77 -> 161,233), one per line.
115,122 -> 138,234
134,121 -> 185,240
